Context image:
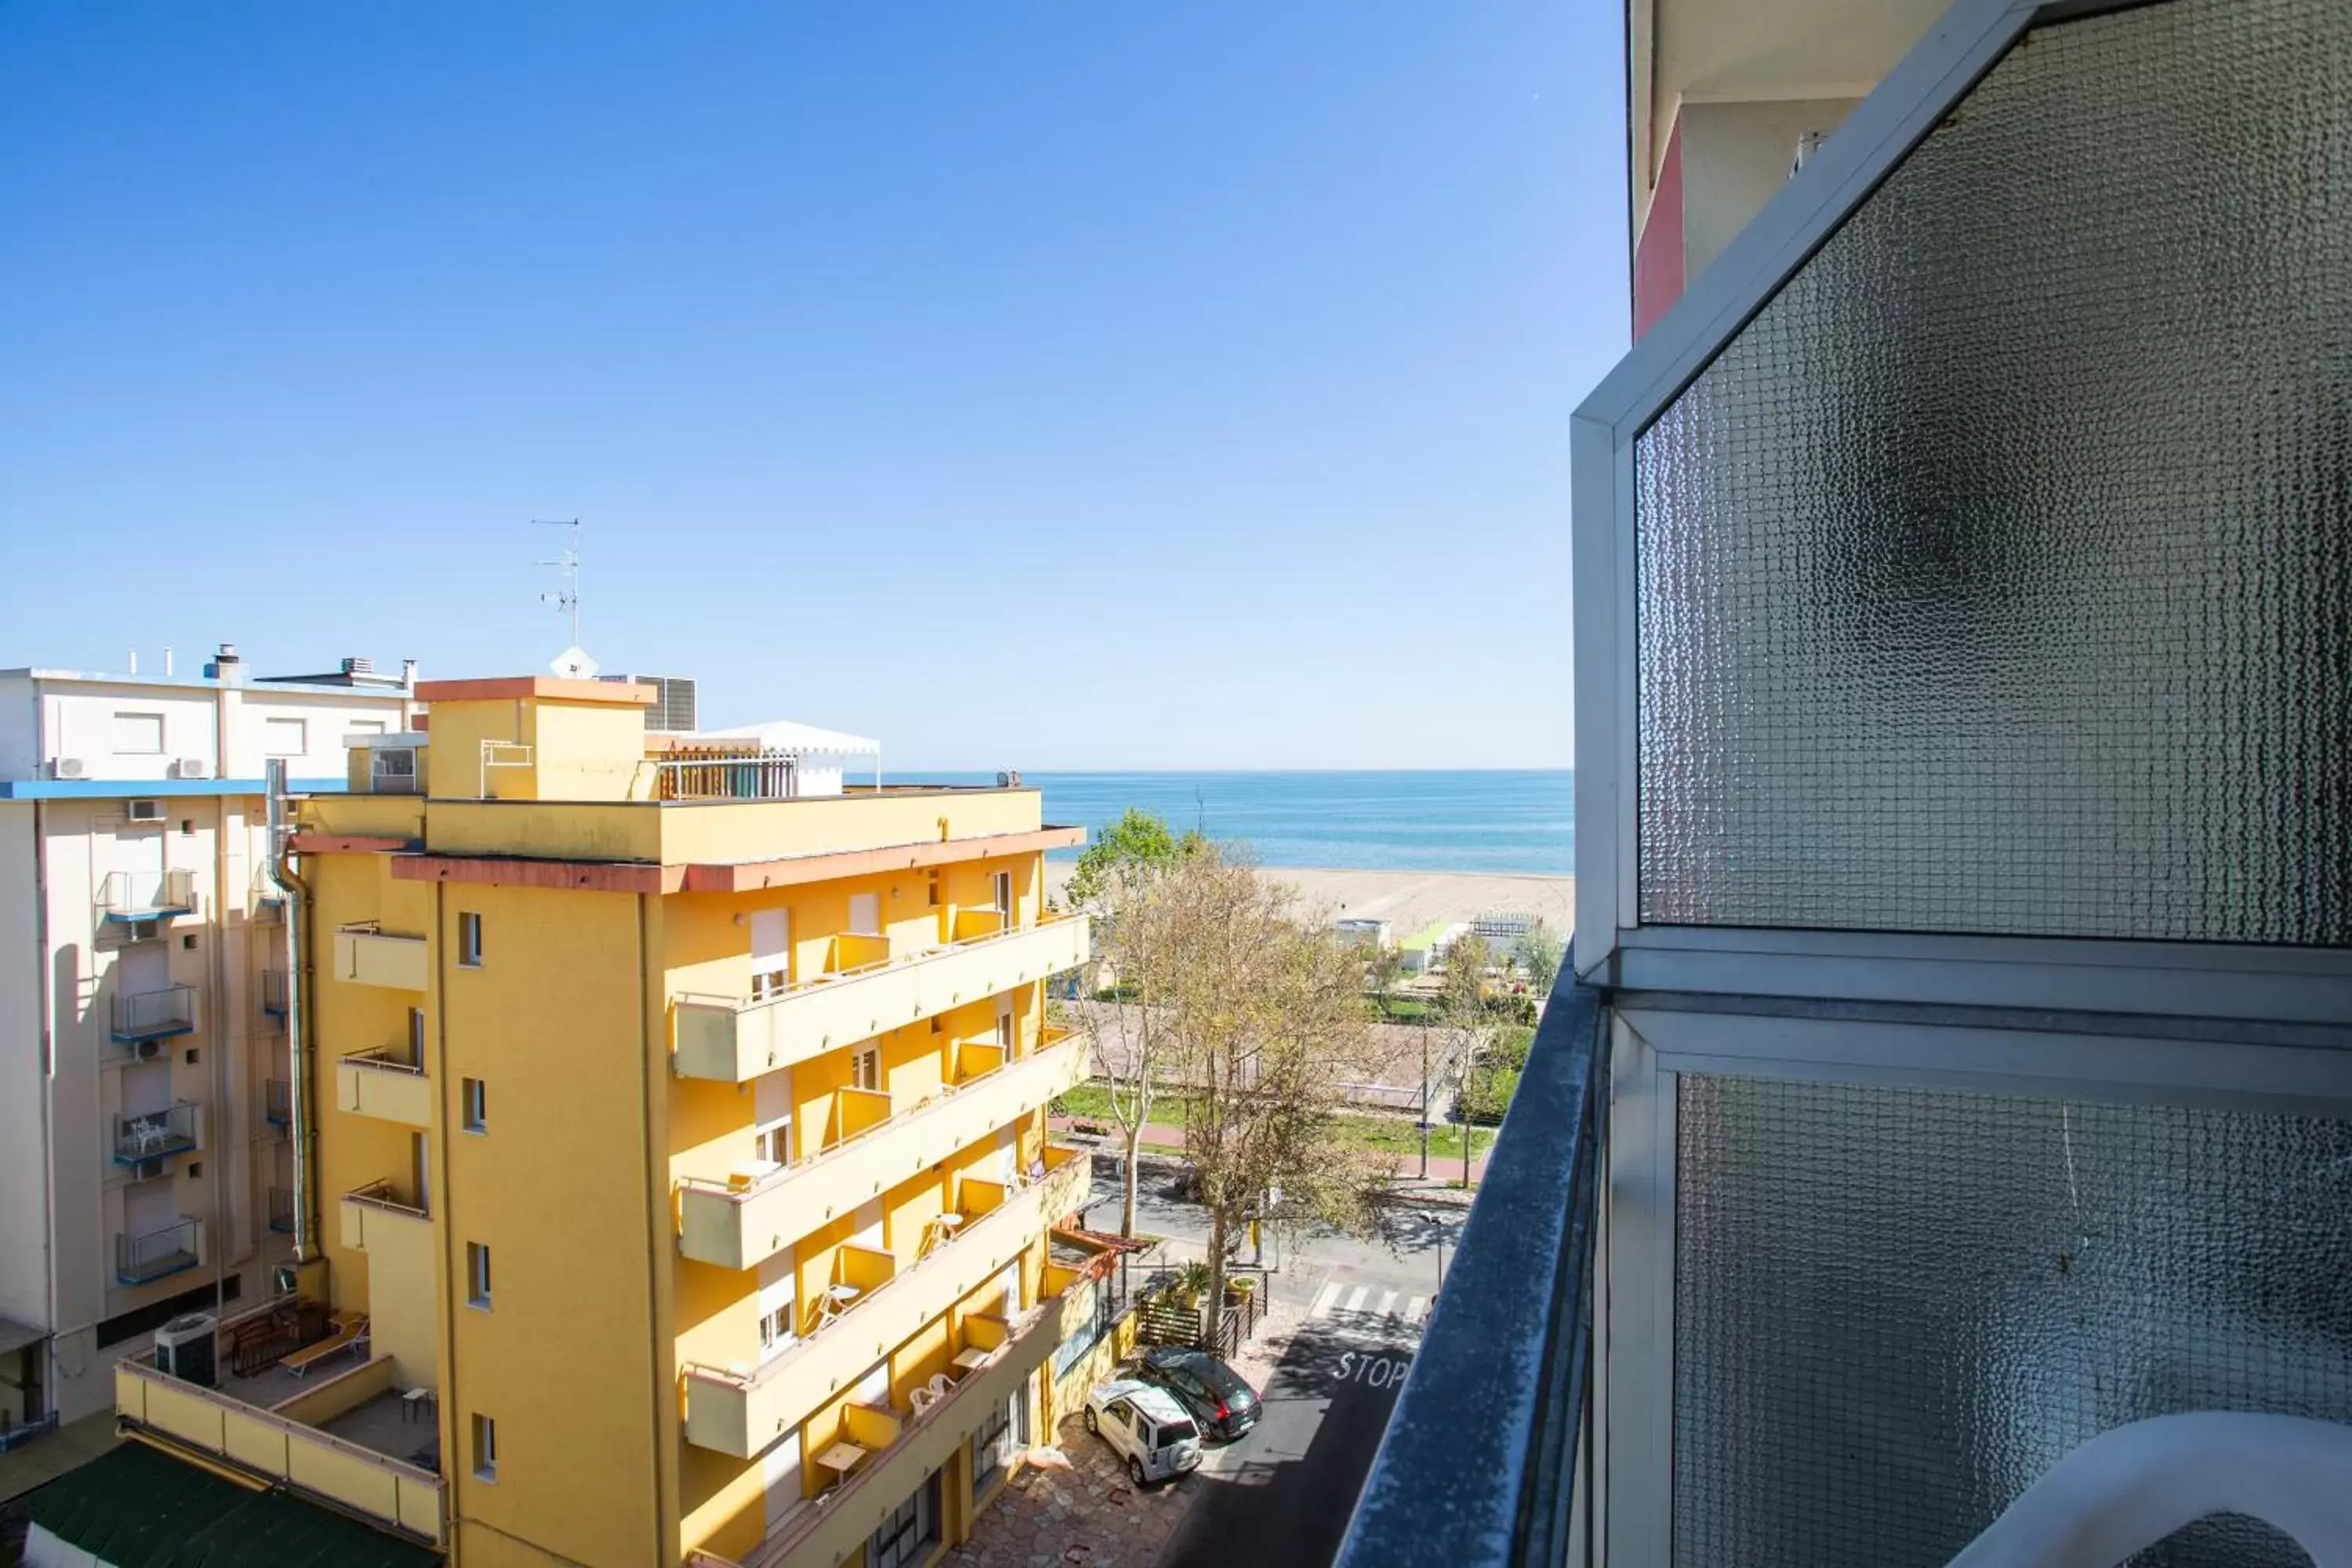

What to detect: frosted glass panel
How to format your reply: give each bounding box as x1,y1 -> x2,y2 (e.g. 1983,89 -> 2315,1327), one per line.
1674,1075 -> 2352,1566
1635,0 -> 2352,942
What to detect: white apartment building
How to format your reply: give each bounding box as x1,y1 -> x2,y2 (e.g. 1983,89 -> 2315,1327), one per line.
0,647 -> 413,1429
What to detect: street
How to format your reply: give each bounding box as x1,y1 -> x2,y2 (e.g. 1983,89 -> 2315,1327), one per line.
1079,1160 -> 1460,1568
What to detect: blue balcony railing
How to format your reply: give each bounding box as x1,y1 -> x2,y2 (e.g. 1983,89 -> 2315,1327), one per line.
1336,964 -> 1602,1568
112,1102 -> 200,1165
111,984 -> 198,1045
115,1219 -> 201,1286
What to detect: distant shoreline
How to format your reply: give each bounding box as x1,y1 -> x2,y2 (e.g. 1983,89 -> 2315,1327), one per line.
1045,861 -> 1574,936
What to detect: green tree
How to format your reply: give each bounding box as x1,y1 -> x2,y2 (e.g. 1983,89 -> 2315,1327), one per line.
1064,807 -> 1206,911
1522,920 -> 1565,996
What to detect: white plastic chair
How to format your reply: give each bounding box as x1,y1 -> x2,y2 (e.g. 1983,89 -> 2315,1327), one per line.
1947,1413 -> 2352,1568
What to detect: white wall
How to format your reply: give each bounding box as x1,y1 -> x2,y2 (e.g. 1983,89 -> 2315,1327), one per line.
0,677 -> 37,782
0,804 -> 49,1329
0,675 -> 408,785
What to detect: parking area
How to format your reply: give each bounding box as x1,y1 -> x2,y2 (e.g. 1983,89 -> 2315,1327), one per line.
946,1406 -> 1202,1568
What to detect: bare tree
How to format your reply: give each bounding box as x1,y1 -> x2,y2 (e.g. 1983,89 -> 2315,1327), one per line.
1134,851 -> 1389,1316
1438,933 -> 1494,1187
1083,809 -> 1203,1237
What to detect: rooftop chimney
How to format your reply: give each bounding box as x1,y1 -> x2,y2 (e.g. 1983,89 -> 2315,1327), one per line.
401,659 -> 419,688
205,642 -> 245,685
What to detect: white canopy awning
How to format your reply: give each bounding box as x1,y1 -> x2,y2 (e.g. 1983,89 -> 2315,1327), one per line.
698,718 -> 881,756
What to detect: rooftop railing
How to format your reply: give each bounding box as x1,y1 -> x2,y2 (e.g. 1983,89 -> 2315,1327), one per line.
655,753 -> 798,802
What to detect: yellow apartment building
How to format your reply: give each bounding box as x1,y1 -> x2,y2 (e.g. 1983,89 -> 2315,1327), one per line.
112,675 -> 1102,1568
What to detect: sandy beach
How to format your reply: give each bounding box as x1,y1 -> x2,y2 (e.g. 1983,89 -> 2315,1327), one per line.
1047,862 -> 1573,938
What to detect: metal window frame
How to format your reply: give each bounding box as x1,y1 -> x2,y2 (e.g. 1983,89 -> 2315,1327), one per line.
1566,0 -> 2352,1026
1595,1000 -> 2352,1560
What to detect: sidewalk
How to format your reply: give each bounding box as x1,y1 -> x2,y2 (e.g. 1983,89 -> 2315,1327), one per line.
1049,1117 -> 1490,1186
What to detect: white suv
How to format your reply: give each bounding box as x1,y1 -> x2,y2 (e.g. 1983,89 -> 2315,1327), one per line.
1083,1378 -> 1203,1486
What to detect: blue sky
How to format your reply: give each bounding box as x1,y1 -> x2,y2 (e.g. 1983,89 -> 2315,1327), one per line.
0,4 -> 1626,769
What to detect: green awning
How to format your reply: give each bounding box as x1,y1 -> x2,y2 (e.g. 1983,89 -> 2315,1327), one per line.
2,1439 -> 439,1566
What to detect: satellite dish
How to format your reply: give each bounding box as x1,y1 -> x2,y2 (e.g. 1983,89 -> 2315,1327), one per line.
550,645 -> 601,680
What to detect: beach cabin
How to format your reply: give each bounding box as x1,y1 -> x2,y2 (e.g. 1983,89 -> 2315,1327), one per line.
1334,916 -> 1393,950
1399,921 -> 1468,974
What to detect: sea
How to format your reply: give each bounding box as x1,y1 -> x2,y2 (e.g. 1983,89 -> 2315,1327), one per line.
898,771 -> 1574,877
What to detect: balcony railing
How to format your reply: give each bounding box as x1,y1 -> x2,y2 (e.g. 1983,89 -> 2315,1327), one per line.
336,1048 -> 432,1127
677,1027 -> 1092,1269
681,1144 -> 1090,1459
116,1218 -> 203,1286
268,1186 -> 296,1234
712,1292 -> 1072,1568
260,968 -> 289,1020
96,868 -> 197,924
673,913 -> 1091,1082
339,1179 -> 429,1253
331,924 -> 428,990
115,1358 -> 445,1545
265,1077 -> 292,1128
656,753 -> 798,801
113,1102 -> 201,1165
1336,972 -> 1600,1568
111,983 -> 198,1044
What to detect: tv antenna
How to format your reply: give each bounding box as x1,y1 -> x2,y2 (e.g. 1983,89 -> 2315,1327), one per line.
534,518 -> 583,648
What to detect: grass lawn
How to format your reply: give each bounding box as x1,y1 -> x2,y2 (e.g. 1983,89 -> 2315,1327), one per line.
1052,1083 -> 1496,1163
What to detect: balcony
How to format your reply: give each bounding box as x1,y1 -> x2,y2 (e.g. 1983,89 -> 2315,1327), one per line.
679,1027 -> 1091,1269
335,1048 -> 433,1127
681,1144 -> 1090,1459
265,1077 -> 292,1129
339,1180 -> 430,1250
330,924 -> 428,991
96,868 -> 196,925
114,1359 -> 445,1546
672,913 -> 1091,1083
111,983 -> 198,1046
260,967 -> 289,1021
115,1218 -> 204,1286
713,1290 -> 1073,1568
268,1186 -> 296,1234
113,1102 -> 201,1166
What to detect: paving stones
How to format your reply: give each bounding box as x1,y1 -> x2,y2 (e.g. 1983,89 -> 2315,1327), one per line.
949,1412 -> 1200,1568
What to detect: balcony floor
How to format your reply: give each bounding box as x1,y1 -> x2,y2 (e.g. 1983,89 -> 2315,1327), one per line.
216,1366 -> 435,1469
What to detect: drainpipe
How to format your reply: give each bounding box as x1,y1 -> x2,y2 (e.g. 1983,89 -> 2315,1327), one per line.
265,762 -> 318,1262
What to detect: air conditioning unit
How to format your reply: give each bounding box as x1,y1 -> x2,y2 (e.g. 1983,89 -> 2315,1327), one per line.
154,1313 -> 219,1388
50,757 -> 88,780
130,1037 -> 165,1062
126,799 -> 165,822
169,758 -> 210,780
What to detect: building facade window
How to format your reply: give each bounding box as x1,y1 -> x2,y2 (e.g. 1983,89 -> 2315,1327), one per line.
851,1044 -> 880,1093
463,1078 -> 487,1134
114,713 -> 164,755
869,1468 -> 942,1568
262,717 -> 307,756
971,1388 -> 1028,1496
466,1243 -> 492,1309
458,913 -> 483,968
472,1414 -> 496,1481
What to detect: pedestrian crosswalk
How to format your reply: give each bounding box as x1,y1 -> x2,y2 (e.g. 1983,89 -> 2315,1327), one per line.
1308,1279 -> 1432,1337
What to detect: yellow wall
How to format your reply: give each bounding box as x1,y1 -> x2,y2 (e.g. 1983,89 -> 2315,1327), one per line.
434,879 -> 665,1567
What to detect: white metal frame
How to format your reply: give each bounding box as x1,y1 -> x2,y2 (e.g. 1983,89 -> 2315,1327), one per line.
1578,0 -> 2352,1555
1597,1005 -> 2352,1562
1566,0 -> 2352,1028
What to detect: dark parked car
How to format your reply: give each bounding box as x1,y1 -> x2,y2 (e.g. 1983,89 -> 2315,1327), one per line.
1137,1345 -> 1259,1440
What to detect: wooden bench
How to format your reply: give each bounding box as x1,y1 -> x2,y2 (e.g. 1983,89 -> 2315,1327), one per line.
283,1312 -> 369,1379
